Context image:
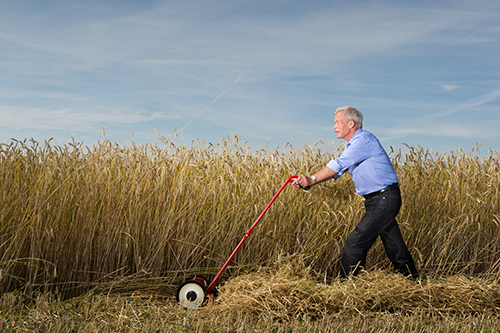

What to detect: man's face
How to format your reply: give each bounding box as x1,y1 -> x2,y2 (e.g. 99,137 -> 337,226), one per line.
333,111 -> 353,140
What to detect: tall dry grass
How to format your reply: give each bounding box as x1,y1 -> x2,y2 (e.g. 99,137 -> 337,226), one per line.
0,136 -> 499,299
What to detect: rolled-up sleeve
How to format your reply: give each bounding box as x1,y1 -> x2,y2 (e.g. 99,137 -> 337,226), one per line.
326,159 -> 343,180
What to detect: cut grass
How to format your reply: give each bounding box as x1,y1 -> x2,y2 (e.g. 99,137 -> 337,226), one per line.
1,259 -> 500,332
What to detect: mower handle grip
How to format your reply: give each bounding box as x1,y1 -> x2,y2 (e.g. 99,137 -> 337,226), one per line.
285,175 -> 310,190
288,175 -> 310,190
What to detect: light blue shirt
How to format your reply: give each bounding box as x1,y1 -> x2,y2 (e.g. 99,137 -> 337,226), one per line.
326,129 -> 398,196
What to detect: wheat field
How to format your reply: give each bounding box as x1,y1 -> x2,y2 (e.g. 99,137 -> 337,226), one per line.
1,136 -> 499,332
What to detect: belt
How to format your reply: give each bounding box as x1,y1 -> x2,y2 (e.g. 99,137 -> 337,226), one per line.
363,183 -> 399,199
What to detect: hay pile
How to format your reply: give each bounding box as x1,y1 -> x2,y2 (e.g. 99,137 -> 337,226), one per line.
2,258 -> 500,332
213,259 -> 500,318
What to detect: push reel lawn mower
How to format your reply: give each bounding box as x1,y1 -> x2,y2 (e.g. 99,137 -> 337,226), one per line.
176,175 -> 303,308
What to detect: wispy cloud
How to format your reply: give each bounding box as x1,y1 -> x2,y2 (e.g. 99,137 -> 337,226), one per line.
0,105 -> 176,131
382,88 -> 500,142
442,84 -> 460,92
432,88 -> 500,118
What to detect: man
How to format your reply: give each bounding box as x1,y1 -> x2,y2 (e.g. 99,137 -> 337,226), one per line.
293,106 -> 418,278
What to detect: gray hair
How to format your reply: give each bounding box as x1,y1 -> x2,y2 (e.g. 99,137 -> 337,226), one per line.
335,106 -> 363,129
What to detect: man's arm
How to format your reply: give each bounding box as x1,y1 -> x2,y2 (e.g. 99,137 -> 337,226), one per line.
292,166 -> 338,189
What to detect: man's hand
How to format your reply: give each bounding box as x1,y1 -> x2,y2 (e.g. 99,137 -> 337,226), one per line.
292,175 -> 314,189
292,167 -> 338,190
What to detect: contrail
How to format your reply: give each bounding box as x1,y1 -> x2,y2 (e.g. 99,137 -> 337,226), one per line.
178,13 -> 309,134
178,74 -> 242,134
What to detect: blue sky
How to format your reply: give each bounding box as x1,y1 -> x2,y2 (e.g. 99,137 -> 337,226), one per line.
1,0 -> 500,155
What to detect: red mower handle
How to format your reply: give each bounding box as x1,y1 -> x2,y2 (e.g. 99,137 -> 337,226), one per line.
206,175 -> 299,293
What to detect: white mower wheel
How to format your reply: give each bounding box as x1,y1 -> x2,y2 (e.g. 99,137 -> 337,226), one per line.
176,280 -> 206,308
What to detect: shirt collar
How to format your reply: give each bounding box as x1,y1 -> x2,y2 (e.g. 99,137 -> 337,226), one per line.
346,128 -> 363,147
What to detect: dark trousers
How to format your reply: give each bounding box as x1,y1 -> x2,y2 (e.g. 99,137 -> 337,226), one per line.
340,184 -> 418,278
